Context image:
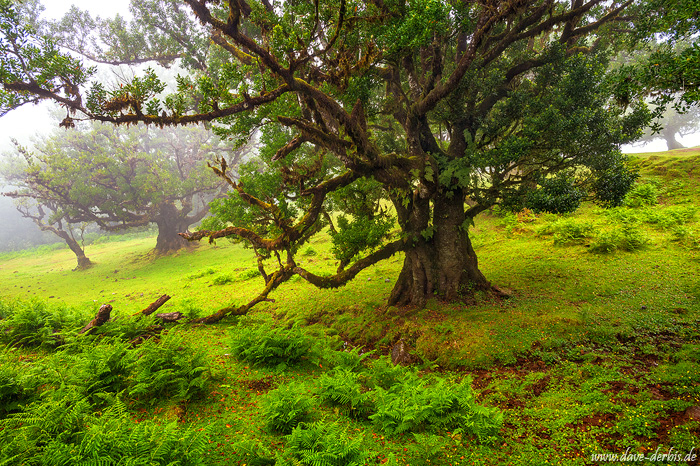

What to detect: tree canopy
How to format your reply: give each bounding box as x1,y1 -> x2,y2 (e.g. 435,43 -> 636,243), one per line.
1,0 -> 698,321
3,121 -> 235,257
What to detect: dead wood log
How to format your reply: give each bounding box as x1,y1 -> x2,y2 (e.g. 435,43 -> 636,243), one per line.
155,311 -> 185,323
79,304 -> 113,335
134,294 -> 171,316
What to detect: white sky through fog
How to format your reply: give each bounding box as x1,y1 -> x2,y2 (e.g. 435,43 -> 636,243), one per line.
0,1 -> 698,154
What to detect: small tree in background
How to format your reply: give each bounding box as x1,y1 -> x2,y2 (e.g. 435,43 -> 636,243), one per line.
636,100 -> 700,150
3,121 -> 242,255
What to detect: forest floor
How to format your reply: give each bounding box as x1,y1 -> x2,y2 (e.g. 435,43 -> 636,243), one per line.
0,148 -> 699,465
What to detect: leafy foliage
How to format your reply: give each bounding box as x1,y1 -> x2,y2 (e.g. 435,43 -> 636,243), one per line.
0,394 -> 208,465
318,367 -> 373,419
538,218 -> 595,246
524,175 -> 585,214
0,359 -> 30,418
128,333 -> 210,405
370,373 -> 503,443
0,298 -> 85,348
278,422 -> 366,466
229,321 -> 314,369
261,382 -> 316,434
625,182 -> 661,207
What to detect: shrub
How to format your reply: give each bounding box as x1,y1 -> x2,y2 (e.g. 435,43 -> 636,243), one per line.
278,422 -> 366,466
128,333 -> 210,405
318,367 -> 373,418
230,322 -> 313,369
261,382 -> 315,434
525,175 -> 584,214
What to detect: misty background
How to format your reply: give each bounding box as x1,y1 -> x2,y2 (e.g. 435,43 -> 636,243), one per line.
0,1 -> 698,254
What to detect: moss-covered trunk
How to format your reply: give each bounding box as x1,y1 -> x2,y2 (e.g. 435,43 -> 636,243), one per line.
154,202 -> 192,253
389,190 -> 491,307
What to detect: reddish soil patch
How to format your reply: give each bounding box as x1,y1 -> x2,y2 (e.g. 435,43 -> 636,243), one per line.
241,375 -> 278,392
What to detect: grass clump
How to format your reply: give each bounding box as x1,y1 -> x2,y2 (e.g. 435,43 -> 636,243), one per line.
538,218 -> 595,245
187,267 -> 218,279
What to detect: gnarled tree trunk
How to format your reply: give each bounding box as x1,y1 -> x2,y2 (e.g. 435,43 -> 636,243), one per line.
52,228 -> 93,270
153,202 -> 193,253
389,190 -> 492,307
664,126 -> 685,150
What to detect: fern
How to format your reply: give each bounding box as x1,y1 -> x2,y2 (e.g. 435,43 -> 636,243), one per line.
0,298 -> 86,348
369,374 -> 503,442
0,359 -> 31,418
230,322 -> 313,369
0,394 -> 209,465
261,382 -> 316,434
317,367 -> 373,419
322,346 -> 374,371
127,332 -> 210,405
278,422 -> 366,466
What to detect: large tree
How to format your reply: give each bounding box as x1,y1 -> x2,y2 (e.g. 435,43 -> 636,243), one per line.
3,121 -> 235,254
1,0 -> 698,321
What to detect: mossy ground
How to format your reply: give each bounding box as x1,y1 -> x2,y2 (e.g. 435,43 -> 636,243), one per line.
1,148 -> 699,465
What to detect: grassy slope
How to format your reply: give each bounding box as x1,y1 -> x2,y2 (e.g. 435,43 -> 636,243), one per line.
1,147 -> 699,465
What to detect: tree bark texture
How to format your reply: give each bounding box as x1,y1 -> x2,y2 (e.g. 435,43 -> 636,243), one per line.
43,226 -> 93,270
79,304 -> 113,334
138,294 -> 172,316
154,202 -> 193,253
389,191 -> 492,307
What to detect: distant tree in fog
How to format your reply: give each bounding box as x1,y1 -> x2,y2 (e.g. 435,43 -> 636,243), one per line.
3,122 -> 245,259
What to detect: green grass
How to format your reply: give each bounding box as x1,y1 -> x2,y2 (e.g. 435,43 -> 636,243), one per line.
1,148 -> 699,465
